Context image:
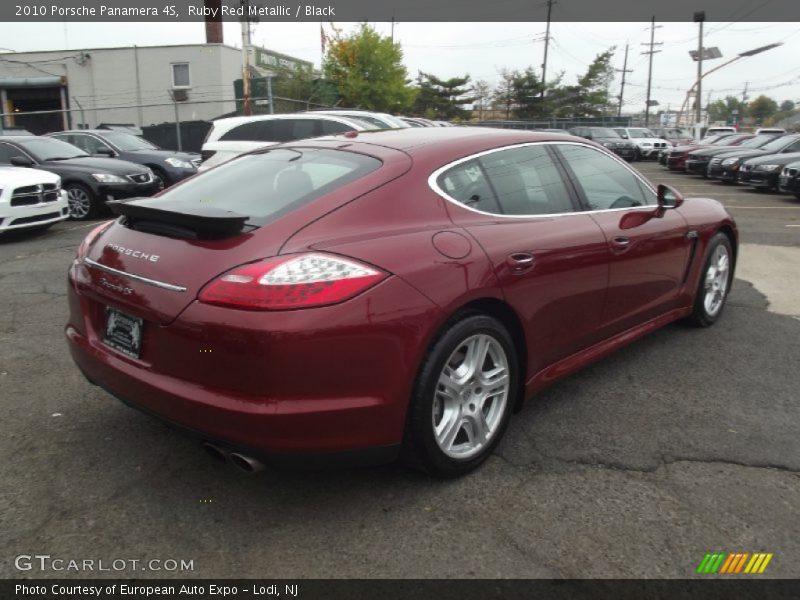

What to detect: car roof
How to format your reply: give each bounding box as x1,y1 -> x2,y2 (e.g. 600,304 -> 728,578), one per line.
292,126 -> 580,156
0,136 -> 41,143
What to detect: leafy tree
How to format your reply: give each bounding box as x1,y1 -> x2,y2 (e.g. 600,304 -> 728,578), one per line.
708,95 -> 744,123
747,95 -> 779,124
779,100 -> 796,113
322,23 -> 416,112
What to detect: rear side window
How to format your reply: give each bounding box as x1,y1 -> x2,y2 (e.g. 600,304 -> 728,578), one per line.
436,144 -> 575,216
321,120 -> 355,135
219,121 -> 271,142
154,148 -> 381,225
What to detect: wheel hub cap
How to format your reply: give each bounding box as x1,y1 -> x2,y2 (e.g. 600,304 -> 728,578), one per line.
703,244 -> 730,317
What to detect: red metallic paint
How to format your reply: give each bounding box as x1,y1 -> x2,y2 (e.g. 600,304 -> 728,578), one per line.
65,128 -> 737,465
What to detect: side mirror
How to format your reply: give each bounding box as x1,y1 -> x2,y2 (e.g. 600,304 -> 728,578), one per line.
96,147 -> 115,156
657,183 -> 684,211
10,155 -> 34,167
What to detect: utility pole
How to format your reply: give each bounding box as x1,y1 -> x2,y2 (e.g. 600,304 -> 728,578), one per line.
616,44 -> 632,118
741,81 -> 749,104
391,11 -> 396,43
240,0 -> 253,116
540,0 -> 554,98
694,11 -> 706,130
641,16 -> 662,127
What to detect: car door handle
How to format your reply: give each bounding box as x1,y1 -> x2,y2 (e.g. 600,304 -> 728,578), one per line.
507,252 -> 535,273
611,236 -> 631,248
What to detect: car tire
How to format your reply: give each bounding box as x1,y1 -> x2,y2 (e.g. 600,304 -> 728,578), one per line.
687,232 -> 734,327
65,183 -> 98,220
403,313 -> 519,477
150,166 -> 168,191
634,148 -> 642,161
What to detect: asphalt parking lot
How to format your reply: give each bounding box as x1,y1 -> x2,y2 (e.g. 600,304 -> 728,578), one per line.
1,163 -> 798,579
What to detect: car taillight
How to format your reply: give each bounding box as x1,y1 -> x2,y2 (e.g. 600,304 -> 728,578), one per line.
198,253 -> 388,310
76,220 -> 113,258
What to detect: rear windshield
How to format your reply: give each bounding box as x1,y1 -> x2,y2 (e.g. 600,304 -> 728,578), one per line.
154,148 -> 381,225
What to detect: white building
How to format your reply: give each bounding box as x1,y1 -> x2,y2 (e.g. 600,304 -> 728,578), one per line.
0,39 -> 313,134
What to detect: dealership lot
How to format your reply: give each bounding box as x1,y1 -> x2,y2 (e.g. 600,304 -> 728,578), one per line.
1,164 -> 798,579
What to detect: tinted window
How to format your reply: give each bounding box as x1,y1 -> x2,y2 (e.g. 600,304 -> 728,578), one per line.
782,140 -> 800,153
0,142 -> 25,163
557,144 -> 653,210
63,134 -> 111,154
437,159 -> 500,214
219,121 -> 272,142
154,148 -> 380,225
17,138 -> 87,161
320,120 -> 355,135
479,145 -> 574,215
761,136 -> 799,153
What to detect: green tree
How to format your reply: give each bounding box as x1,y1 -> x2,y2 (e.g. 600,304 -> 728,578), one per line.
412,72 -> 475,120
747,95 -> 779,124
779,100 -> 796,113
707,95 -> 744,123
512,68 -> 545,119
322,23 -> 416,112
571,48 -> 616,116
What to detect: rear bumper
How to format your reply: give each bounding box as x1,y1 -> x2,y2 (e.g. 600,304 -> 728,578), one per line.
65,274 -> 440,460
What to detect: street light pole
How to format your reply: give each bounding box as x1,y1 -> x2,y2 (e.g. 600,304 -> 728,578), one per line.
694,11 -> 705,132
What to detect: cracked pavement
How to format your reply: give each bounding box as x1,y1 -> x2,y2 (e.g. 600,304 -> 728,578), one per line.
1,168 -> 798,579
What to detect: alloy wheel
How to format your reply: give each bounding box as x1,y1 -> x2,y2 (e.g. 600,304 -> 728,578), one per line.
432,334 -> 510,460
703,244 -> 730,317
67,187 -> 92,219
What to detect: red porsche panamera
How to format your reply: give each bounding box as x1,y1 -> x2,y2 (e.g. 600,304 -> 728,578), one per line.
66,128 -> 737,476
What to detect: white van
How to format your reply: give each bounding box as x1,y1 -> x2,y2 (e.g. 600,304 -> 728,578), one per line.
200,113 -> 374,171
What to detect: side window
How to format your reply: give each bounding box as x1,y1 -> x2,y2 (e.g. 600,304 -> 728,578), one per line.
556,144 -> 654,210
479,145 -> 575,215
291,119 -> 323,140
782,140 -> 800,153
321,120 -> 354,135
220,121 -> 270,142
437,159 -> 500,214
70,134 -> 110,154
0,142 -> 22,163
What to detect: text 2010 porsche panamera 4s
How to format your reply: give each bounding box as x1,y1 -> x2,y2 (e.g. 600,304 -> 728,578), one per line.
66,128 -> 737,477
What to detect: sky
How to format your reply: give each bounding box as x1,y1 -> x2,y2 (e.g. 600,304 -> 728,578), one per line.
1,21 -> 799,115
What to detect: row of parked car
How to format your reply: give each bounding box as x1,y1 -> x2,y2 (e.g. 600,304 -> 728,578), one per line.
0,109 -> 458,232
657,130 -> 800,199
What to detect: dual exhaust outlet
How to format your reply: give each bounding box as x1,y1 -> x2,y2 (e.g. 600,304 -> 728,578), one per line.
201,441 -> 266,474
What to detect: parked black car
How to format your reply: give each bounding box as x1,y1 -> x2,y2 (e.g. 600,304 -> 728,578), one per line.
567,127 -> 637,160
778,160 -> 800,199
737,151 -> 800,191
0,136 -> 159,220
706,134 -> 800,183
685,134 -> 781,177
47,130 -> 199,189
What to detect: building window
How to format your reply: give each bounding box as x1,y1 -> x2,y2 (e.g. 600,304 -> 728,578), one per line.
171,63 -> 191,88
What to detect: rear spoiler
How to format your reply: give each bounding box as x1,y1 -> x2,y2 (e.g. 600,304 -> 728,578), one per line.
108,198 -> 248,240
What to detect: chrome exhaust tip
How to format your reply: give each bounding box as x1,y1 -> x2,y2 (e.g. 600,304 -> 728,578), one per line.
201,441 -> 228,463
228,452 -> 266,473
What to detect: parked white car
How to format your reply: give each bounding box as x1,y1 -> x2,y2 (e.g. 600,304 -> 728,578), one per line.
307,110 -> 410,130
200,113 -> 374,171
613,127 -> 671,160
0,166 -> 69,233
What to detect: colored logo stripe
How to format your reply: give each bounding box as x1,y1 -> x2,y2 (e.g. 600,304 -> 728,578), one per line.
697,552 -> 773,574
